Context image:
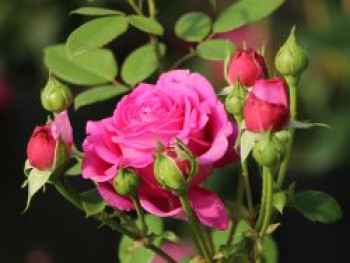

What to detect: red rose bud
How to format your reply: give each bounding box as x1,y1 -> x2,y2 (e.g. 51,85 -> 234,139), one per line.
244,77 -> 290,132
27,125 -> 56,170
228,48 -> 267,87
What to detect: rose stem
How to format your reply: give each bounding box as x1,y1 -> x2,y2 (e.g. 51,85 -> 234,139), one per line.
179,189 -> 213,263
131,195 -> 148,236
53,176 -> 177,263
276,75 -> 298,189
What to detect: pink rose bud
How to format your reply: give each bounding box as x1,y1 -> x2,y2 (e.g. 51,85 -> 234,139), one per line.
27,111 -> 73,171
244,77 -> 290,132
27,125 -> 56,170
228,48 -> 267,86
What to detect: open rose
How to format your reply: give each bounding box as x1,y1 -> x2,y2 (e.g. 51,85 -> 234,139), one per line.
82,70 -> 238,230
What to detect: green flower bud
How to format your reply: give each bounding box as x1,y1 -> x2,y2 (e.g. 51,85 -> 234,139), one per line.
154,151 -> 184,191
225,81 -> 246,121
275,27 -> 308,77
41,76 -> 73,113
113,167 -> 140,196
253,132 -> 286,168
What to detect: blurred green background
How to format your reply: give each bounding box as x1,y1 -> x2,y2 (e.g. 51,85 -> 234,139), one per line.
1,0 -> 349,262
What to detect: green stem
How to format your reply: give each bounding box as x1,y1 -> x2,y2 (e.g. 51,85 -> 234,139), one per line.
242,161 -> 254,216
53,177 -> 177,263
236,167 -> 245,204
276,76 -> 298,189
179,190 -> 213,263
170,49 -> 196,70
255,167 -> 274,236
131,195 -> 148,236
128,0 -> 142,14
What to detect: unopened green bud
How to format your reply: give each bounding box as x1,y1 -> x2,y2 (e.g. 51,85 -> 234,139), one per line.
113,167 -> 140,196
41,76 -> 73,113
275,27 -> 308,77
253,132 -> 286,168
225,81 -> 246,120
154,151 -> 184,191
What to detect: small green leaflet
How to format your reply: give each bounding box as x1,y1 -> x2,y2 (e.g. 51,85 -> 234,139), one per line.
67,16 -> 129,56
213,0 -> 285,33
121,43 -> 166,85
70,7 -> 124,16
128,15 -> 164,35
175,12 -> 212,42
74,84 -> 129,110
45,45 -> 117,85
80,189 -> 106,217
197,39 -> 235,60
66,159 -> 82,176
263,236 -> 279,263
273,192 -> 287,214
290,190 -> 343,223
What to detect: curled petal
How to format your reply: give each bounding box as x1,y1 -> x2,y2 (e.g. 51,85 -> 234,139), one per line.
189,187 -> 229,231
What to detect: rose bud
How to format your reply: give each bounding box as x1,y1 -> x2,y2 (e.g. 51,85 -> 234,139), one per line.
41,76 -> 73,113
253,132 -> 285,168
113,166 -> 140,196
244,77 -> 290,132
27,125 -> 56,170
225,80 -> 247,121
228,48 -> 267,87
275,27 -> 308,77
26,111 -> 73,171
154,148 -> 185,191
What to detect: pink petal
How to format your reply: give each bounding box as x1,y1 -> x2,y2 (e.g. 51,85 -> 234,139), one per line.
97,182 -> 134,211
188,187 -> 229,230
252,77 -> 288,108
51,111 -> 73,146
152,241 -> 196,263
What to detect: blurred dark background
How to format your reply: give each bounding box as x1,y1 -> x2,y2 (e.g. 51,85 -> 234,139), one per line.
1,0 -> 349,262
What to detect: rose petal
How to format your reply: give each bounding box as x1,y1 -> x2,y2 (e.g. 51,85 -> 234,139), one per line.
51,111 -> 73,146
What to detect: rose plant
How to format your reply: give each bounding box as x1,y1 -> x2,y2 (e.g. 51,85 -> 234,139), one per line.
22,1 -> 343,263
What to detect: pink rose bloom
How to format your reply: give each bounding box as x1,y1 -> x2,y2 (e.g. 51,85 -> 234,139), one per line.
82,70 -> 238,230
27,111 -> 73,170
244,77 -> 290,132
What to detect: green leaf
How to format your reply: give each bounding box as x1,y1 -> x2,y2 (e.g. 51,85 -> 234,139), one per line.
129,15 -> 164,35
159,231 -> 179,242
67,16 -> 129,56
288,120 -> 330,129
213,0 -> 285,33
70,7 -> 124,16
119,236 -> 155,263
263,236 -> 279,263
24,168 -> 51,211
175,12 -> 212,42
74,84 -> 129,110
121,43 -> 166,85
144,214 -> 163,236
197,39 -> 235,60
66,160 -> 82,176
240,130 -> 262,162
80,189 -> 106,217
273,192 -> 287,214
24,160 -> 34,177
291,190 -> 343,223
45,45 -> 117,85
